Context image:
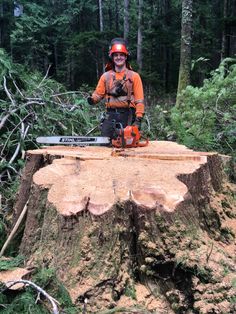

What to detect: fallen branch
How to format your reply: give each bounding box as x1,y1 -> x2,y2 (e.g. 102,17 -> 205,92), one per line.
8,122 -> 29,164
145,114 -> 151,132
0,113 -> 33,157
0,112 -> 14,131
49,117 -> 68,131
51,91 -> 89,98
6,164 -> 18,174
37,64 -> 52,89
0,101 -> 45,131
1,280 -> 60,314
9,73 -> 24,98
3,76 -> 16,107
0,201 -> 28,257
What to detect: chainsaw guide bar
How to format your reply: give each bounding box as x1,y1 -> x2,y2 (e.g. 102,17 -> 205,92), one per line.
36,126 -> 149,148
36,136 -> 110,145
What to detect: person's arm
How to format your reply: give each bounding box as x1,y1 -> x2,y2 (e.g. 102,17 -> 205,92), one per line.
133,73 -> 145,118
88,74 -> 106,105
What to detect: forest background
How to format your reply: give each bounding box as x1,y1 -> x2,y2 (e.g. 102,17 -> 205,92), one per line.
0,0 -> 236,207
0,0 -> 235,209
0,1 -> 236,313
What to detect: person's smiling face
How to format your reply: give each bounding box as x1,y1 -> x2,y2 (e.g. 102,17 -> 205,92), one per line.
112,52 -> 127,68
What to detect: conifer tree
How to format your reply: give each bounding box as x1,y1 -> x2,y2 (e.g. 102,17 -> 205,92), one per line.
176,0 -> 193,106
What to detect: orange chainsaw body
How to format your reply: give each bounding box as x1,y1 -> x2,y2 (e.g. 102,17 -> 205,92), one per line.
112,125 -> 149,148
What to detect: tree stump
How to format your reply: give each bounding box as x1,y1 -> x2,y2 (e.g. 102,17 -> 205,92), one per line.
7,141 -> 236,313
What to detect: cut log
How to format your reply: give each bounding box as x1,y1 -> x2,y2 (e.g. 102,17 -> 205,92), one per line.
4,141 -> 236,313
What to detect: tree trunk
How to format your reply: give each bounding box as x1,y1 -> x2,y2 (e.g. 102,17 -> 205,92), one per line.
67,56 -> 75,89
0,3 -> 3,47
98,0 -> 103,32
221,0 -> 228,60
115,0 -> 119,32
164,0 -> 171,93
124,0 -> 129,41
137,0 -> 143,72
176,0 -> 193,106
227,0 -> 236,57
108,1 -> 113,30
98,0 -> 105,72
53,42 -> 58,77
3,141 -> 236,313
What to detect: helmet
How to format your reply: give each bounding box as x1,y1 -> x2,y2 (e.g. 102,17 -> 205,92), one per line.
108,38 -> 129,58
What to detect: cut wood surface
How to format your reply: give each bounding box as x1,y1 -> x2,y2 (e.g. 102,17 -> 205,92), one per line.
28,141 -> 216,216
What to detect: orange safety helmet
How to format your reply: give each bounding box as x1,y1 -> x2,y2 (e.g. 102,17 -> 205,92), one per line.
108,38 -> 129,58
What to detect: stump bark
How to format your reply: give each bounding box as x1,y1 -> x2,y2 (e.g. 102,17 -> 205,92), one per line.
2,141 -> 236,313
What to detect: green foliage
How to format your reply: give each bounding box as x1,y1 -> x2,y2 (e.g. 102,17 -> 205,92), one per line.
0,267 -> 78,314
0,49 -> 99,212
0,49 -> 102,261
0,255 -> 24,271
124,282 -> 136,300
0,177 -> 20,211
32,267 -> 78,312
1,0 -> 231,95
0,49 -> 14,78
9,1 -> 118,87
0,216 -> 7,249
144,104 -> 173,141
191,1 -> 223,85
11,2 -> 59,69
32,268 -> 56,288
232,277 -> 236,288
171,58 -> 236,154
0,290 -> 49,314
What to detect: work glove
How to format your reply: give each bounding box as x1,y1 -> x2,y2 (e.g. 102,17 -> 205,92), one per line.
87,96 -> 94,106
133,117 -> 142,129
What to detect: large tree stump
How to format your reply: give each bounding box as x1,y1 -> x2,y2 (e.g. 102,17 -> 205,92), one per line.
5,141 -> 236,313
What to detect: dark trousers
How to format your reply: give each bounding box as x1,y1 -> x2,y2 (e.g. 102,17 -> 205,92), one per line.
101,108 -> 135,139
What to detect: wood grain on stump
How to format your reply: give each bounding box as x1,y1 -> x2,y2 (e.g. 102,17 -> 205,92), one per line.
27,141 -> 216,216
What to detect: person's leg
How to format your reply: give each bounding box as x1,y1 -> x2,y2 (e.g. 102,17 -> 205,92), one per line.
117,108 -> 135,128
101,108 -> 135,140
101,112 -> 117,139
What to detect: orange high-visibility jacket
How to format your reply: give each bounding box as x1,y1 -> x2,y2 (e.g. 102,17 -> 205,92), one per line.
92,69 -> 145,118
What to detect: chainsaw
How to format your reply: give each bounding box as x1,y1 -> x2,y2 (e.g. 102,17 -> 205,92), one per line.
111,123 -> 148,148
36,124 -> 148,148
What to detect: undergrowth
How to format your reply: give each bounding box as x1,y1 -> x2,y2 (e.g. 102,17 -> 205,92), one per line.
171,58 -> 236,155
0,267 -> 78,314
0,255 -> 24,271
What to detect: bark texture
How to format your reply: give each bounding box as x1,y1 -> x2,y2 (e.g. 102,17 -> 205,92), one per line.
176,0 -> 193,106
137,0 -> 143,71
123,0 -> 129,41
4,141 -> 236,313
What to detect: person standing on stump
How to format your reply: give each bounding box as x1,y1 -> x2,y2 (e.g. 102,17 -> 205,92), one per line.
87,38 -> 145,140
